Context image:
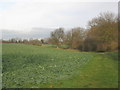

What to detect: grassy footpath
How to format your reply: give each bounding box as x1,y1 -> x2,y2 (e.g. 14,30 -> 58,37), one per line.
40,53 -> 118,88
2,44 -> 118,88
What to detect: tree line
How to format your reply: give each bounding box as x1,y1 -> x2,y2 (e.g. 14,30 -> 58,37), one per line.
2,38 -> 45,46
48,12 -> 118,52
2,12 -> 118,52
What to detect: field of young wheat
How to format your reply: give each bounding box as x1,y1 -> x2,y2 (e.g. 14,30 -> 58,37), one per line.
2,43 -> 118,88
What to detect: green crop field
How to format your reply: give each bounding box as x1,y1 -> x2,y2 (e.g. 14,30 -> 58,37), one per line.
2,43 -> 118,88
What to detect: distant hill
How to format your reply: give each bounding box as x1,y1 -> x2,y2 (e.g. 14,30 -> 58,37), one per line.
2,28 -> 55,40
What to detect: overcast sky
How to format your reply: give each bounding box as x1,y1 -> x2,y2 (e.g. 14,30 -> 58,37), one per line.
0,0 -> 118,39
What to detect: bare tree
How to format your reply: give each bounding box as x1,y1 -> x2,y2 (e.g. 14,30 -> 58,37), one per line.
86,12 -> 118,51
50,27 -> 65,47
65,27 -> 84,50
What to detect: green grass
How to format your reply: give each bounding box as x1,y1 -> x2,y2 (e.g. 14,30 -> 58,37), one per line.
46,44 -> 70,49
2,43 -> 118,88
